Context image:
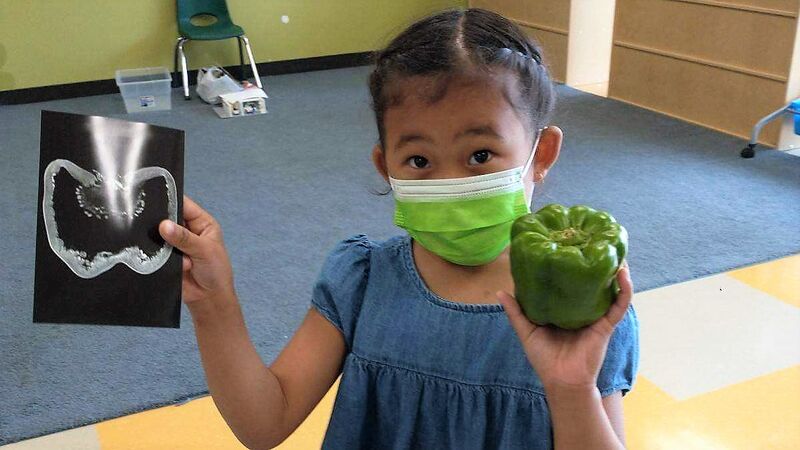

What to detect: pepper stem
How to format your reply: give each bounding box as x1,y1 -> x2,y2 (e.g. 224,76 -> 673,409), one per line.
550,228 -> 589,247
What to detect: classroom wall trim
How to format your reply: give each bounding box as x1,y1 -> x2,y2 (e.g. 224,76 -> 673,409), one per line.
0,52 -> 373,106
614,41 -> 788,82
667,0 -> 798,17
510,18 -> 568,36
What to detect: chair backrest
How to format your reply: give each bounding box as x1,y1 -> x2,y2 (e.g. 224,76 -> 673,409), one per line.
177,0 -> 232,23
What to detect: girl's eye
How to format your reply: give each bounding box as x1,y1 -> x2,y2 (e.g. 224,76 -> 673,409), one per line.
408,155 -> 429,169
469,150 -> 492,165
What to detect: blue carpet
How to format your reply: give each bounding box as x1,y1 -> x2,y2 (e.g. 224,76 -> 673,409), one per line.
1,66 -> 799,444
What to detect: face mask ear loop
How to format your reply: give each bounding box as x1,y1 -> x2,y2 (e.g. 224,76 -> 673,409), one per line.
522,128 -> 543,178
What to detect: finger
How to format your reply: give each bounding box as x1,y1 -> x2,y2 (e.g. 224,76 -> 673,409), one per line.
183,255 -> 192,272
604,263 -> 634,327
159,219 -> 207,259
497,290 -> 536,341
181,195 -> 222,241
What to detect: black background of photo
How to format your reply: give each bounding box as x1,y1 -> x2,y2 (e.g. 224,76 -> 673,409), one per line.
33,111 -> 184,328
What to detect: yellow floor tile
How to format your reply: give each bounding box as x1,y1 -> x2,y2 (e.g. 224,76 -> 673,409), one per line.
623,375 -> 678,417
95,377 -> 340,450
624,366 -> 800,449
95,396 -> 244,450
729,253 -> 800,308
273,377 -> 338,449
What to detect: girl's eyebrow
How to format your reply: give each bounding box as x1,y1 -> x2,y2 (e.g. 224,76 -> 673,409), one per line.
455,124 -> 502,141
395,124 -> 502,150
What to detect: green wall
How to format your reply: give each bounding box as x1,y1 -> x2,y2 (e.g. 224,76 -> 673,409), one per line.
0,0 -> 466,90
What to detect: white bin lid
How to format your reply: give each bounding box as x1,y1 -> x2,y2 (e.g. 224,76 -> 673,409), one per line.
219,88 -> 268,103
115,67 -> 171,85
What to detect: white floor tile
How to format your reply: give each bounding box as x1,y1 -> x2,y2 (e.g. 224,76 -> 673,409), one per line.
0,426 -> 100,450
633,274 -> 800,400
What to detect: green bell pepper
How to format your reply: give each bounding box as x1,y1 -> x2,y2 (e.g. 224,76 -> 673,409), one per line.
510,204 -> 628,330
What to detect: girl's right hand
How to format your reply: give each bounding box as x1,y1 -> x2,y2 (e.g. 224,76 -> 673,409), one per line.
158,195 -> 236,308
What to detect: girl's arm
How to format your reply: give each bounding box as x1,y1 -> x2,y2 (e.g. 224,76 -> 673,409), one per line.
190,298 -> 345,450
158,196 -> 346,450
543,384 -> 625,449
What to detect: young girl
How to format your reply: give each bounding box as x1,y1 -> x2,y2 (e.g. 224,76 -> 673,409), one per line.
159,8 -> 638,450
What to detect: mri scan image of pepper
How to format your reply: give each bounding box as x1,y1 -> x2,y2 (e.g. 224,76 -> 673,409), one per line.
42,159 -> 177,278
40,115 -> 178,279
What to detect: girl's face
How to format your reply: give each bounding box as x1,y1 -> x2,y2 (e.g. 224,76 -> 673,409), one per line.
372,74 -> 561,202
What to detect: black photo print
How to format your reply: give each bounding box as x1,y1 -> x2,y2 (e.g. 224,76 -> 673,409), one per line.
33,111 -> 185,328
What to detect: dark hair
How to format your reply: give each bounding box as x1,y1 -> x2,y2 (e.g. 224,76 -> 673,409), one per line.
368,7 -> 557,150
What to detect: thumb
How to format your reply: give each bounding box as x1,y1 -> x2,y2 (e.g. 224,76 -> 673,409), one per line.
159,219 -> 205,259
497,290 -> 536,342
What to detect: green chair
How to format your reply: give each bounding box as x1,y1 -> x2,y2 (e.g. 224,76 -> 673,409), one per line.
173,0 -> 262,100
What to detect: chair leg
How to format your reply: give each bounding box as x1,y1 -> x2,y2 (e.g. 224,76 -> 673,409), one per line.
173,37 -> 182,88
239,35 -> 262,89
177,38 -> 191,100
238,38 -> 245,81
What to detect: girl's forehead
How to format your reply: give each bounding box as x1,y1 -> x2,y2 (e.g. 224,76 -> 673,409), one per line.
386,71 -> 516,108
383,72 -> 528,136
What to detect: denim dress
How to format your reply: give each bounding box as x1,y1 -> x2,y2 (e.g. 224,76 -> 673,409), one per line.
310,234 -> 639,450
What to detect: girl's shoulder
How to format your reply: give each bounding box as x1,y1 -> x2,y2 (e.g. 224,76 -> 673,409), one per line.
322,233 -> 407,269
314,233 -> 408,290
312,233 -> 408,351
336,233 -> 407,250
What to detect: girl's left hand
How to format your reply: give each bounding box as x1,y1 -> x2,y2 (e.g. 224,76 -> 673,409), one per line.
497,261 -> 633,392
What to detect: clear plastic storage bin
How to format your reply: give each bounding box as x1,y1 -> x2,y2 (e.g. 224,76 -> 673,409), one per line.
115,67 -> 172,113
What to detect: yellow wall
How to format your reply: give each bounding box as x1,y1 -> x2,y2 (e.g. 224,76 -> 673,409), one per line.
0,0 -> 466,90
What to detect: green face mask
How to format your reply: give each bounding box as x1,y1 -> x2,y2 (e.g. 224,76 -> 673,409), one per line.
389,135 -> 540,266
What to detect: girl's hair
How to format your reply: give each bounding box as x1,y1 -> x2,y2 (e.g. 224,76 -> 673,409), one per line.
368,7 -> 557,150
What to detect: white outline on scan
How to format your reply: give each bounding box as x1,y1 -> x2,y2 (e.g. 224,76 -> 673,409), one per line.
42,158 -> 178,279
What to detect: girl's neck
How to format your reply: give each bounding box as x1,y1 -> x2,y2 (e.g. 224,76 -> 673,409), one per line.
410,238 -> 514,304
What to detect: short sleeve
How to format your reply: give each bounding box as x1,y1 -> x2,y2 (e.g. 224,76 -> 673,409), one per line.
310,234 -> 372,351
597,304 -> 640,397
